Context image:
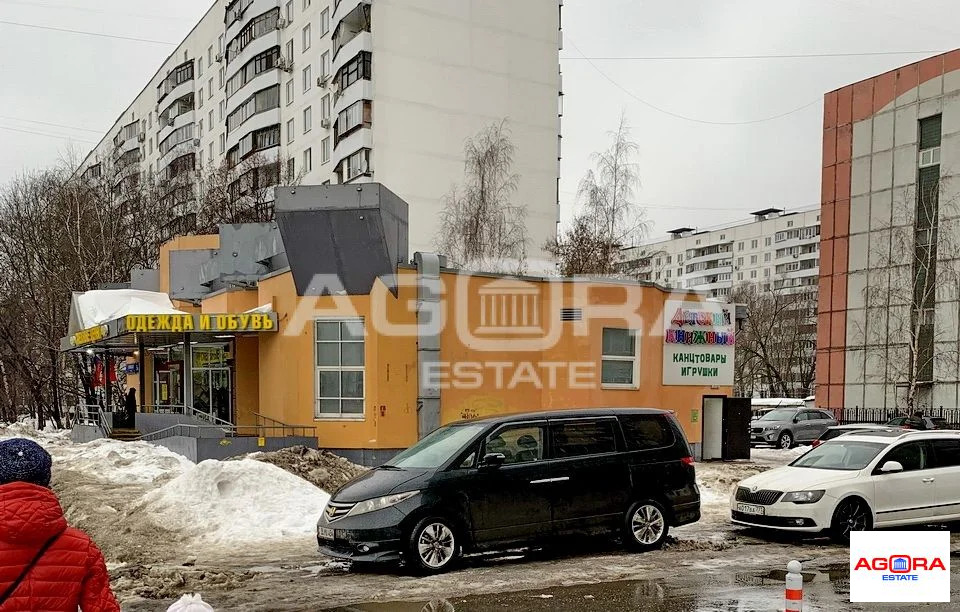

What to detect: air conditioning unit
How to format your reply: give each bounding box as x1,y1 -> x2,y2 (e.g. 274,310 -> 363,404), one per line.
317,76 -> 328,88
277,57 -> 293,73
278,17 -> 288,29
215,52 -> 224,63
138,133 -> 146,143
193,139 -> 201,147
320,118 -> 331,129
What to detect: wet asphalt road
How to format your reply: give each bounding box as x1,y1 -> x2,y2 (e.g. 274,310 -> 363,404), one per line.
329,561 -> 960,612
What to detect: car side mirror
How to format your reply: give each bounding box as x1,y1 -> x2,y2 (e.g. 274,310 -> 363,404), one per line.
793,417 -> 800,423
880,461 -> 904,474
480,453 -> 505,469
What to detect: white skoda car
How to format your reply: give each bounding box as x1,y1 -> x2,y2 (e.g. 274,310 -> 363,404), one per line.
730,429 -> 960,541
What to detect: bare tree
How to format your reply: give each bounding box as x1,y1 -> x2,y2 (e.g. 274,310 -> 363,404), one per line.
196,151 -> 302,231
547,113 -> 647,276
851,180 -> 960,414
731,282 -> 817,398
436,120 -> 528,271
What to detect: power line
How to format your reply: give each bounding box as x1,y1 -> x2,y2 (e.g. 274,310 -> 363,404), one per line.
0,115 -> 103,134
565,38 -> 821,126
0,19 -> 176,45
0,125 -> 97,144
0,0 -> 182,22
562,50 -> 947,61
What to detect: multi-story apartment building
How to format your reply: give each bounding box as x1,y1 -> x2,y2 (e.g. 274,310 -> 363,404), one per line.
79,0 -> 563,255
818,49 -> 960,417
623,207 -> 822,298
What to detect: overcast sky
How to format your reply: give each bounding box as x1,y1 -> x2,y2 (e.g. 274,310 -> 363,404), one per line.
2,0 -> 959,239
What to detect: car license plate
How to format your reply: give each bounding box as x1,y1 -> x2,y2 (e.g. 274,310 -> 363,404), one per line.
318,527 -> 335,541
737,503 -> 765,516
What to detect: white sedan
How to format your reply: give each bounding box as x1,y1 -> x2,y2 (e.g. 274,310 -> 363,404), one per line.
731,429 -> 960,541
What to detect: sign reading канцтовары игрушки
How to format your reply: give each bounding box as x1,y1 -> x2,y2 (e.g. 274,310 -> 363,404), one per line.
662,301 -> 735,386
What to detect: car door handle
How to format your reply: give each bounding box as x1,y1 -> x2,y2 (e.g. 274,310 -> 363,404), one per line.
922,477 -> 935,483
529,477 -> 570,484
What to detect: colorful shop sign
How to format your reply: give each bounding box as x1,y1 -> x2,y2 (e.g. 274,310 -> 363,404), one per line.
662,301 -> 735,386
70,324 -> 108,347
123,313 -> 276,333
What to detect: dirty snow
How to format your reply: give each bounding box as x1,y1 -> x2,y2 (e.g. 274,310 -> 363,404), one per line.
136,458 -> 329,546
55,439 -> 194,485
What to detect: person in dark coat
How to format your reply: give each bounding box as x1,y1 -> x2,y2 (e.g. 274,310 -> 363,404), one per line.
0,438 -> 119,611
124,388 -> 137,429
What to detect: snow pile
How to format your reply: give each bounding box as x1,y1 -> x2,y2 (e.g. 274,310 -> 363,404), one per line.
54,439 -> 193,485
245,445 -> 366,493
137,458 -> 329,546
0,418 -> 72,445
751,445 -> 810,465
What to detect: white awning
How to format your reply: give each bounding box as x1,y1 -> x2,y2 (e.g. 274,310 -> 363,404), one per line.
68,290 -> 187,336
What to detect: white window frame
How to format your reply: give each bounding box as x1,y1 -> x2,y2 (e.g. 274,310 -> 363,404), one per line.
303,64 -> 312,93
321,136 -> 330,164
314,317 -> 365,420
919,146 -> 941,168
320,8 -> 330,35
287,118 -> 295,143
601,327 -> 639,390
303,147 -> 312,173
303,106 -> 312,133
302,24 -> 311,52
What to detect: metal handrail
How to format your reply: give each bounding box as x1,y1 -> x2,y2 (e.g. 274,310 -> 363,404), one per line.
253,412 -> 317,438
137,423 -> 314,442
96,405 -> 113,438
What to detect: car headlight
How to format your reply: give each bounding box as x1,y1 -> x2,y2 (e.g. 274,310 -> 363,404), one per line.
345,491 -> 420,517
782,490 -> 825,504
765,424 -> 781,431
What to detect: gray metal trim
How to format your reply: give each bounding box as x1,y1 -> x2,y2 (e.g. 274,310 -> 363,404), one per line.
415,252 -> 442,440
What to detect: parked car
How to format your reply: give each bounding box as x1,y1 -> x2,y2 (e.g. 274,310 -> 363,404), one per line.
885,415 -> 949,430
812,424 -> 902,447
731,429 -> 960,541
316,408 -> 700,573
750,408 -> 838,449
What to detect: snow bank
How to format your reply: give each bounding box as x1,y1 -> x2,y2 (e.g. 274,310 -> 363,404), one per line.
751,445 -> 810,465
0,418 -> 72,445
138,458 -> 329,546
54,439 -> 193,485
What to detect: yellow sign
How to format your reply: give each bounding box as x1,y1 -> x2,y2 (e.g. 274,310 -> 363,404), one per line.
71,325 -> 107,347
124,313 -> 275,333
257,437 -> 266,447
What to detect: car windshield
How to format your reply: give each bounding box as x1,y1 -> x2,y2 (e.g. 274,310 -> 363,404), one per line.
758,409 -> 796,421
789,441 -> 886,470
384,423 -> 486,469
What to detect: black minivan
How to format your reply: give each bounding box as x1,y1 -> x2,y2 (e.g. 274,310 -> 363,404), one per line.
316,408 -> 699,572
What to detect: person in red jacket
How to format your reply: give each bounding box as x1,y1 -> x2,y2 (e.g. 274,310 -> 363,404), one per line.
0,438 -> 120,612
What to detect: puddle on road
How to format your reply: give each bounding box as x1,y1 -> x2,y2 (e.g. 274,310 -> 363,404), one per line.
328,566 -> 857,612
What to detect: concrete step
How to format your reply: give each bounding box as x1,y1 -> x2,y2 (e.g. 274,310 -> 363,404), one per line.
109,428 -> 142,441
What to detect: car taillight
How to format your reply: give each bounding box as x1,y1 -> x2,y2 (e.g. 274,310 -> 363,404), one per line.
812,439 -> 821,447
681,456 -> 695,466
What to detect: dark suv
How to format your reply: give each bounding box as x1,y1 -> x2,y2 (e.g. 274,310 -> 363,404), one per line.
316,408 -> 700,573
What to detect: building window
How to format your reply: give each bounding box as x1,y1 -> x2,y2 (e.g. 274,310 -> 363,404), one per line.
315,319 -> 364,418
335,147 -> 371,182
601,328 -> 637,387
198,119 -> 203,138
285,0 -> 293,21
751,239 -> 758,249
666,255 -> 672,264
287,157 -> 295,178
303,106 -> 312,133
321,137 -> 330,164
321,94 -> 331,120
286,39 -> 294,62
209,142 -> 214,160
303,0 -> 311,9
321,51 -> 330,79
226,9 -> 280,64
208,110 -> 214,125
303,64 -> 312,92
736,257 -> 743,266
750,255 -> 757,264
287,118 -> 295,143
220,100 -> 225,121
220,132 -> 225,154
764,253 -> 770,262
787,220 -> 794,227
750,270 -> 757,279
737,272 -> 743,281
334,99 -> 372,145
286,79 -> 294,105
198,58 -> 203,77
226,46 -> 281,98
226,85 -> 280,133
764,268 -> 770,277
303,147 -> 312,173
320,8 -> 330,35
302,24 -> 311,52
737,242 -> 743,251
765,237 -> 771,246
199,150 -> 203,167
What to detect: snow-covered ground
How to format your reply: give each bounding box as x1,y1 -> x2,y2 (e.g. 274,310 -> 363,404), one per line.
0,419 -> 330,551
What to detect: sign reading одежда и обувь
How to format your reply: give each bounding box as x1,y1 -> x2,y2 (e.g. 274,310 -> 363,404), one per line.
662,300 -> 735,386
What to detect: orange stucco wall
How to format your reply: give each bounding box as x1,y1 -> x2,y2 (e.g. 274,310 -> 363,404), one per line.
185,258 -> 729,450
158,234 -> 220,295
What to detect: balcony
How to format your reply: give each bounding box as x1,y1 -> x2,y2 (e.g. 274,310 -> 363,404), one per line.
332,3 -> 371,61
226,8 -> 280,67
157,60 -> 194,104
333,0 -> 370,26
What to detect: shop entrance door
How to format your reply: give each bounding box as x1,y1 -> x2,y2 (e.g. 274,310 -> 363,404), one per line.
191,345 -> 232,424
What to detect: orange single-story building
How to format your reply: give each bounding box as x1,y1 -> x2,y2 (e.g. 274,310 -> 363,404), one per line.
63,185 -> 738,463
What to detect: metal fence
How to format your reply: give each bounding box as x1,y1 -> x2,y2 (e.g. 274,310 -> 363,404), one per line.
835,406 -> 960,426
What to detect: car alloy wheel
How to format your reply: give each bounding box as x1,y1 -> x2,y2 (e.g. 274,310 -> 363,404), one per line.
631,503 -> 666,546
778,432 -> 793,449
417,522 -> 456,569
833,498 -> 870,541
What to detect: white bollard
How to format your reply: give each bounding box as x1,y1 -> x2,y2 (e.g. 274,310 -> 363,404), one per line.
785,560 -> 803,612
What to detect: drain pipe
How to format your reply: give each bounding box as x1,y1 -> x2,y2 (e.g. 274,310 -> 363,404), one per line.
414,252 -> 442,439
